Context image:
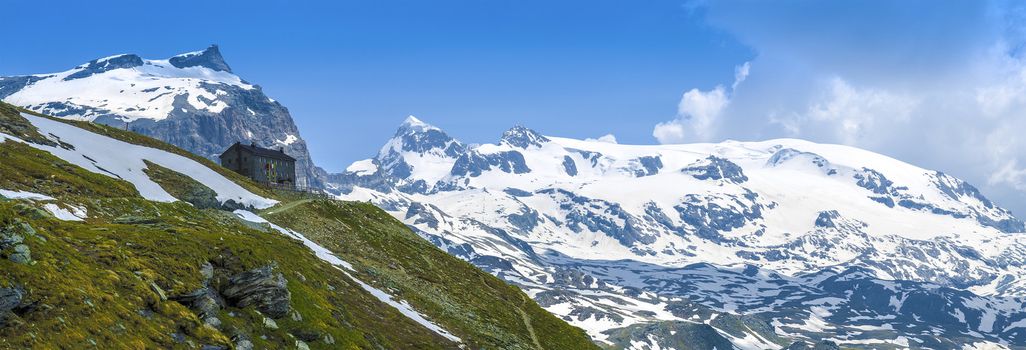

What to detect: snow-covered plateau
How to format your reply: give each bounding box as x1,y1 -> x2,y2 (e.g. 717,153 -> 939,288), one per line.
330,116 -> 1026,349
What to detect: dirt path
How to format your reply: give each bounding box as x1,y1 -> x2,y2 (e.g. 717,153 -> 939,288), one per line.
518,294 -> 544,350
260,198 -> 314,216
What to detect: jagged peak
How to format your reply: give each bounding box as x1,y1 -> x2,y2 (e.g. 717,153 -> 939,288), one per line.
380,115 -> 464,159
394,115 -> 445,137
500,125 -> 549,148
169,44 -> 232,73
398,115 -> 438,131
64,54 -> 144,81
403,115 -> 426,126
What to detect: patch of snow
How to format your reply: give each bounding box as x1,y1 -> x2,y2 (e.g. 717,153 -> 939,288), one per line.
275,134 -> 298,146
15,113 -> 277,209
42,203 -> 86,221
345,159 -> 378,175
0,189 -> 54,201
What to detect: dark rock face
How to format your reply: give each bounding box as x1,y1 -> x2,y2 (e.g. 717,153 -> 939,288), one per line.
64,54 -> 144,81
122,84 -> 324,188
570,149 -> 603,167
814,210 -> 841,228
562,156 -> 578,176
221,265 -> 291,319
852,168 -> 1021,232
405,202 -> 439,229
978,215 -> 1025,234
173,286 -> 225,326
0,76 -> 45,99
569,306 -> 623,323
534,289 -> 578,307
550,267 -> 606,290
450,150 -> 530,177
674,191 -> 764,241
169,45 -> 233,73
503,188 -> 533,197
0,287 -> 23,313
507,207 -> 540,233
0,286 -> 31,327
539,188 -> 655,246
395,127 -> 464,157
632,156 -> 663,177
933,171 -> 1025,232
8,244 -> 31,265
290,328 -> 322,342
682,156 -> 747,183
0,222 -> 33,265
853,167 -> 897,195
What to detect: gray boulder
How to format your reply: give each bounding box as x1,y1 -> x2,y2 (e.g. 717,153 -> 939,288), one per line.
221,264 -> 291,319
0,286 -> 25,327
8,244 -> 31,264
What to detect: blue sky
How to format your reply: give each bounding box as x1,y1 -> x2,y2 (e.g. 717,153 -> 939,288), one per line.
0,0 -> 751,169
5,0 -> 1026,216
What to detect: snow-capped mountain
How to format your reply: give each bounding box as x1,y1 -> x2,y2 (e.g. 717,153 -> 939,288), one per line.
0,45 -> 325,187
331,116 -> 1026,349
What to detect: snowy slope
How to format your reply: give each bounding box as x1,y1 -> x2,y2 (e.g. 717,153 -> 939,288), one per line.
330,117 -> 1026,348
3,52 -> 250,122
1,112 -> 276,209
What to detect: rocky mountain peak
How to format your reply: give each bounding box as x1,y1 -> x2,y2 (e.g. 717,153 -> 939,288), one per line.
395,115 -> 440,135
169,44 -> 232,73
383,116 -> 463,157
500,125 -> 549,148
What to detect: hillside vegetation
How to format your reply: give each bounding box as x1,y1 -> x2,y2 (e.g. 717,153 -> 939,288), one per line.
0,102 -> 597,349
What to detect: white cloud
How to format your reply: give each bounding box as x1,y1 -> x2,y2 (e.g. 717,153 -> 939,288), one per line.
663,1 -> 1026,215
652,62 -> 748,144
733,61 -> 750,90
976,43 -> 1026,117
804,77 -> 918,145
586,133 -> 618,144
676,85 -> 728,140
652,120 -> 686,144
990,161 -> 1026,190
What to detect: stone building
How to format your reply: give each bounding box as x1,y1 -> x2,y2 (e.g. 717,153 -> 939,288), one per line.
219,142 -> 297,188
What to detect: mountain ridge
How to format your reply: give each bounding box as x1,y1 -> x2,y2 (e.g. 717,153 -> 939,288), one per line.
331,116 -> 1026,348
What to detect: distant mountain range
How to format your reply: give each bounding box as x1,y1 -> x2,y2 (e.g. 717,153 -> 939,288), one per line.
0,45 -> 327,188
331,116 -> 1026,349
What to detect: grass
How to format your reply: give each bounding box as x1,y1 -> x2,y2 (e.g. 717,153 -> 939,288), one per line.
262,199 -> 599,350
0,141 -> 463,348
142,160 -> 220,209
0,101 -> 598,349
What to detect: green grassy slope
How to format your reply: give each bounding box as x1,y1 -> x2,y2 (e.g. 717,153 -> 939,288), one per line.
0,102 -> 597,349
262,199 -> 598,350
